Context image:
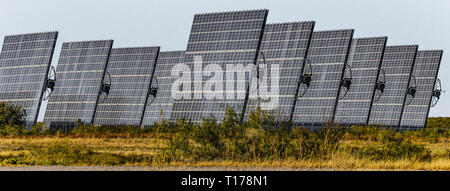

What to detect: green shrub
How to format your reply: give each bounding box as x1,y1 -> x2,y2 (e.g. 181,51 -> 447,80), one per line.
344,126 -> 401,143
426,117 -> 450,129
349,141 -> 432,162
0,102 -> 27,135
291,127 -> 342,160
405,127 -> 450,142
164,107 -> 343,162
29,122 -> 53,135
71,119 -> 150,136
165,132 -> 191,161
0,102 -> 26,126
152,120 -> 176,133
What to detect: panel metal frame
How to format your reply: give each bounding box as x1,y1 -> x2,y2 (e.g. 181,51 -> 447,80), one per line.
244,21 -> 316,122
0,31 -> 58,124
368,45 -> 418,127
93,46 -> 160,126
44,40 -> 113,128
142,51 -> 185,126
170,9 -> 269,123
292,29 -> 354,127
400,50 -> 443,128
332,37 -> 388,126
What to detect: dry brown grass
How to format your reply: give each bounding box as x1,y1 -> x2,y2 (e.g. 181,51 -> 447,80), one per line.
0,135 -> 448,170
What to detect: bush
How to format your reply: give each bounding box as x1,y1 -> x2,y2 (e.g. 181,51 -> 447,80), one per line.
344,126 -> 401,143
349,141 -> 432,162
426,117 -> 450,129
152,119 -> 176,133
0,102 -> 26,126
71,119 -> 150,136
166,132 -> 191,161
0,102 -> 27,135
291,127 -> 342,160
29,122 -> 52,135
165,107 -> 343,161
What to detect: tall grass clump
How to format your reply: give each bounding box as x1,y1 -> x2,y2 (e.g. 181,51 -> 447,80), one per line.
291,127 -> 342,160
164,107 -> 343,162
27,139 -> 95,165
0,139 -> 154,166
70,119 -> 151,137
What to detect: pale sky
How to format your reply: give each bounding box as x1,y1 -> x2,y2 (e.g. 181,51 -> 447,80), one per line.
0,0 -> 448,121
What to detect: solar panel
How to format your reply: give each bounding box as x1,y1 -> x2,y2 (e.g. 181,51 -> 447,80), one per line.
142,51 -> 185,126
93,47 -> 160,126
170,10 -> 269,123
368,45 -> 418,127
0,31 -> 58,124
333,37 -> 387,126
243,21 -> 315,122
400,50 -> 443,128
292,30 -> 354,126
44,40 -> 113,128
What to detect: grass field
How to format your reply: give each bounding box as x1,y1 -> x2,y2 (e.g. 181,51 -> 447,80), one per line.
0,109 -> 449,170
0,133 -> 448,170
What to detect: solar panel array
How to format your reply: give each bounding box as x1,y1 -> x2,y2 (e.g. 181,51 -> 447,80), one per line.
142,51 -> 184,126
44,40 -> 113,128
400,50 -> 443,128
368,45 -> 418,127
333,37 -> 387,125
0,32 -> 58,124
244,21 -> 315,122
93,47 -> 160,126
0,10 -> 444,129
170,9 -> 269,123
292,30 -> 354,126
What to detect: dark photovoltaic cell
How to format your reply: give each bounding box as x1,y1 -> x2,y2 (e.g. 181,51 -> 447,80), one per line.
244,21 -> 315,121
400,50 -> 443,128
44,40 -> 113,127
292,30 -> 354,126
142,51 -> 185,126
0,31 -> 58,124
170,9 -> 269,123
333,37 -> 387,125
368,45 -> 418,127
93,47 -> 160,126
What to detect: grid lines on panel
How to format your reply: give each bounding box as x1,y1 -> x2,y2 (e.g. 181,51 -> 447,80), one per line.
170,10 -> 269,123
292,30 -> 354,126
400,50 -> 443,128
244,21 -> 315,121
0,31 -> 58,124
93,47 -> 160,126
142,51 -> 185,126
368,45 -> 418,127
333,37 -> 387,125
44,40 -> 113,125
